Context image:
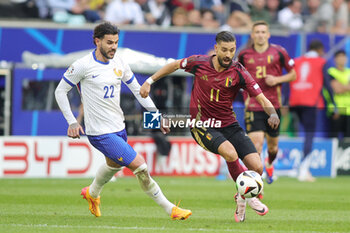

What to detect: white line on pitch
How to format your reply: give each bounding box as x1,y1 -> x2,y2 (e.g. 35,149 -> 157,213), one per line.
0,223 -> 326,233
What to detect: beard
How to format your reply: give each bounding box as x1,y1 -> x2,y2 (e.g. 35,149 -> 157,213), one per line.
100,47 -> 116,60
218,56 -> 232,68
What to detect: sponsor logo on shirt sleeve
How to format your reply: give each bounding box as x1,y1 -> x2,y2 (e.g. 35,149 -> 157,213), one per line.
65,65 -> 74,75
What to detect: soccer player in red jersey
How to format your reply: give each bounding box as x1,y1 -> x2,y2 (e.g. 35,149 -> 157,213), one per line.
140,31 -> 280,222
238,21 -> 296,184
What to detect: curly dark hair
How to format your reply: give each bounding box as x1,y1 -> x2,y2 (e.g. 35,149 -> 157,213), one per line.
93,21 -> 120,45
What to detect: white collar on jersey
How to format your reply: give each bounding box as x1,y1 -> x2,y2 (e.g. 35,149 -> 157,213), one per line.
304,51 -> 319,58
92,49 -> 110,65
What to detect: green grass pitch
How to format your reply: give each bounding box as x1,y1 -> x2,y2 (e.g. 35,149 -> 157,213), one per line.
0,176 -> 349,233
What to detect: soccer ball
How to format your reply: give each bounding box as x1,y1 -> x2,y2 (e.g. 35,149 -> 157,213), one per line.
236,170 -> 264,198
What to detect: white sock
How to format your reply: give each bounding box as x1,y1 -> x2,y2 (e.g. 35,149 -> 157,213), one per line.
133,163 -> 175,215
89,163 -> 122,198
298,157 -> 310,178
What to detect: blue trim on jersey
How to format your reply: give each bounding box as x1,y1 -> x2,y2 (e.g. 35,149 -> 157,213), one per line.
63,76 -> 74,87
177,33 -> 188,59
77,82 -> 81,94
31,110 -> 38,135
93,50 -> 109,65
125,74 -> 135,84
87,129 -> 136,166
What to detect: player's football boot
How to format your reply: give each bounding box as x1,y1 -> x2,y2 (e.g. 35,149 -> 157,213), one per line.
264,157 -> 274,184
81,186 -> 101,217
171,202 -> 192,220
234,193 -> 246,222
247,197 -> 269,216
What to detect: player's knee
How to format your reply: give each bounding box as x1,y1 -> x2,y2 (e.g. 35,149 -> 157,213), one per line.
133,163 -> 152,189
267,145 -> 278,154
252,163 -> 263,176
222,151 -> 238,162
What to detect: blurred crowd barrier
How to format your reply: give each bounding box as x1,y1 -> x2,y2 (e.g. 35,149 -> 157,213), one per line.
0,136 -> 345,178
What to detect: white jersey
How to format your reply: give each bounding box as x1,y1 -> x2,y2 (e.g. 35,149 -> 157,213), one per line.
63,50 -> 134,135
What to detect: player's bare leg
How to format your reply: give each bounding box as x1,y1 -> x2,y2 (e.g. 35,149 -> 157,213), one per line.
242,153 -> 268,216
242,152 -> 263,175
248,131 -> 264,154
265,135 -> 279,184
128,154 -> 191,220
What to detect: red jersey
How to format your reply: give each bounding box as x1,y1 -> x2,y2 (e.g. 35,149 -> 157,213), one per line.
180,55 -> 262,127
290,55 -> 326,107
238,44 -> 294,111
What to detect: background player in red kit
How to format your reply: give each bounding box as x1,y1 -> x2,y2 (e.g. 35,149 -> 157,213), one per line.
238,21 -> 296,184
140,31 -> 280,222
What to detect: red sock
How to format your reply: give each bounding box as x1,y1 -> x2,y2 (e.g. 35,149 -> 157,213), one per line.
226,159 -> 247,182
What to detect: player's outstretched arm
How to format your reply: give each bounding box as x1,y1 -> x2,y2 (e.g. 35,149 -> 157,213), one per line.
255,93 -> 280,129
140,60 -> 182,98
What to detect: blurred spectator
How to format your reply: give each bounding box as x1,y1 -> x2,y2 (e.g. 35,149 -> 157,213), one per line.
302,0 -> 320,16
289,40 -> 336,182
187,9 -> 202,27
302,0 -> 321,32
229,0 -> 250,13
88,0 -> 108,19
135,0 -> 149,21
277,0 -> 303,31
266,0 -> 280,24
70,0 -> 101,22
250,0 -> 271,23
220,10 -> 252,32
199,0 -> 225,24
171,7 -> 188,26
35,0 -> 101,23
347,0 -> 350,33
0,0 -> 39,18
200,8 -> 220,29
105,0 -> 145,25
326,50 -> 350,138
142,0 -> 172,27
316,0 -> 348,34
168,0 -> 194,12
89,0 -> 106,9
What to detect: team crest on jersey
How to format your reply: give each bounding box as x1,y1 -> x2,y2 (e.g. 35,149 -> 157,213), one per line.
248,58 -> 255,64
206,133 -> 213,141
225,77 -> 233,87
113,68 -> 122,77
200,75 -> 208,81
267,55 -> 273,64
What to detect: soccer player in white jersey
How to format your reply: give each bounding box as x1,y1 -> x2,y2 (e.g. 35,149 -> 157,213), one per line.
55,22 -> 192,220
